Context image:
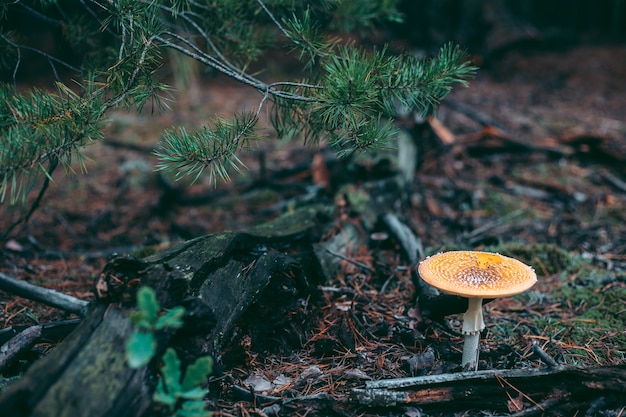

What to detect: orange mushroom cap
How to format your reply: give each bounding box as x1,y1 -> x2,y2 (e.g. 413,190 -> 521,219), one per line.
418,251 -> 537,298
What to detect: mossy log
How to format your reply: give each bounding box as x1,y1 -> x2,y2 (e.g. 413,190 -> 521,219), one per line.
0,205 -> 334,417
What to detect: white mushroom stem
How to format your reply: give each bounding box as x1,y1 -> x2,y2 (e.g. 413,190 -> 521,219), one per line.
462,298 -> 485,334
461,297 -> 486,371
462,333 -> 480,371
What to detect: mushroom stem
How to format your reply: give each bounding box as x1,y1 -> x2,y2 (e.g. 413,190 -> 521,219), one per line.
462,332 -> 480,370
461,298 -> 485,371
462,298 -> 485,334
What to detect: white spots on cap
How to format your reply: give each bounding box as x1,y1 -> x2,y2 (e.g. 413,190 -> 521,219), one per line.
418,250 -> 537,298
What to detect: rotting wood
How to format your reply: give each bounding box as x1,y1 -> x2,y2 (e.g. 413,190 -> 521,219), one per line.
0,205 -> 334,417
351,365 -> 626,413
0,325 -> 41,371
0,319 -> 80,347
0,319 -> 81,375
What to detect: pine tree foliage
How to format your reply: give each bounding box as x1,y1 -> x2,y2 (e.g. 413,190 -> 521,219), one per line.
155,112 -> 258,185
0,81 -> 106,202
0,0 -> 476,206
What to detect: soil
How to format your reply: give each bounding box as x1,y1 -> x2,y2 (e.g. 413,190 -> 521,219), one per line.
1,41 -> 626,416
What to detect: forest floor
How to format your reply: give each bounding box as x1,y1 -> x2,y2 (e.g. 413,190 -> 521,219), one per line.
1,41 -> 626,416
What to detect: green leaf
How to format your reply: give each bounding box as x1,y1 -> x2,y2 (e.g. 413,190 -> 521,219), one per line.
153,378 -> 177,410
177,399 -> 211,417
181,356 -> 213,391
125,332 -> 156,369
155,306 -> 186,330
161,348 -> 183,394
136,286 -> 160,325
129,310 -> 149,328
178,387 -> 207,400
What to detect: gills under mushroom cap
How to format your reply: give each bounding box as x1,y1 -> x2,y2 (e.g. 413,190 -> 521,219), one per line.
418,251 -> 537,298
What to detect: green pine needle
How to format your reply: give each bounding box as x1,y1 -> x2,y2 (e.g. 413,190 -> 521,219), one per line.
154,112 -> 258,184
1,0 -> 476,205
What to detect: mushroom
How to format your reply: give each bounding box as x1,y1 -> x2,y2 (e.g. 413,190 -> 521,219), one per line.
418,250 -> 537,370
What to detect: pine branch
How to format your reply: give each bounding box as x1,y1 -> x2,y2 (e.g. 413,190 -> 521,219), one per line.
0,0 -> 477,206
0,82 -> 105,203
281,7 -> 337,68
271,43 -> 476,153
154,112 -> 260,185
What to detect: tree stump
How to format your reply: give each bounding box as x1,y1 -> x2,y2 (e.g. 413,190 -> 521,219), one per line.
0,205 -> 334,417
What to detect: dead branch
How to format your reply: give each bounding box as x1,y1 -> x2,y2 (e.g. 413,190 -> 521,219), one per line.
0,272 -> 88,315
0,319 -> 80,346
0,325 -> 41,371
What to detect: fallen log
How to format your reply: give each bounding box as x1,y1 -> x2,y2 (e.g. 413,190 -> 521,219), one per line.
351,365 -> 626,414
0,205 -> 333,417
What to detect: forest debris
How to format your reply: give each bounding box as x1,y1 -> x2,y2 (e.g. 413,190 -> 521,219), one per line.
405,347 -> 436,375
600,169 -> 626,193
296,366 -> 324,386
272,374 -> 292,388
381,213 -> 424,265
560,132 -> 626,164
0,319 -> 80,347
0,205 -> 333,417
343,368 -> 372,381
454,125 -> 572,156
325,249 -> 374,274
244,374 -> 273,392
3,240 -> 23,252
311,152 -> 330,189
313,222 -> 361,281
350,365 -> 626,413
531,341 -> 558,368
441,99 -> 508,130
427,116 -> 456,145
0,272 -> 88,315
0,325 -> 41,371
381,212 -> 472,321
397,129 -> 419,182
464,208 -> 526,244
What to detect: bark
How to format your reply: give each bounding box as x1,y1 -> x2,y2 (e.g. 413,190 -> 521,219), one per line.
0,205 -> 333,417
351,365 -> 626,414
0,325 -> 42,371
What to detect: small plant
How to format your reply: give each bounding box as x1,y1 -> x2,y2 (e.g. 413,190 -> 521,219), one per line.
126,286 -> 185,368
126,286 -> 213,417
154,348 -> 214,417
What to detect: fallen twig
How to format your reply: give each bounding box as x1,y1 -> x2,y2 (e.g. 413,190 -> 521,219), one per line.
600,169 -> 626,193
0,272 -> 88,315
0,319 -> 81,346
531,340 -> 558,368
325,248 -> 373,274
0,325 -> 42,371
464,208 -> 526,244
380,213 -> 424,265
381,213 -> 470,320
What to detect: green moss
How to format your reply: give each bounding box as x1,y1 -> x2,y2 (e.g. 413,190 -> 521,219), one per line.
477,243 -> 626,366
217,187 -> 282,209
483,242 -> 577,275
480,190 -> 531,218
529,268 -> 626,365
557,284 -> 626,332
